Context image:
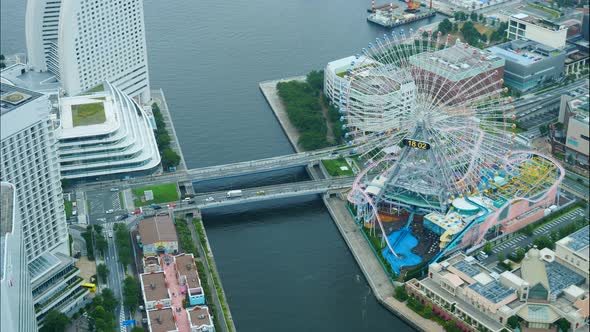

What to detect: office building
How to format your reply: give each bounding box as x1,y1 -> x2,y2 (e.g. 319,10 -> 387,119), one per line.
507,13 -> 568,49
187,306 -> 215,332
558,87 -> 589,165
324,55 -> 378,107
488,40 -> 566,93
407,248 -> 589,332
56,81 -> 160,180
1,83 -> 87,325
138,215 -> 179,257
26,0 -> 151,102
175,254 -> 205,306
1,182 -> 38,332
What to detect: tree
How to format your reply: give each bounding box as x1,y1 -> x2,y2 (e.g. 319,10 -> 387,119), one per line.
423,304 -> 434,318
394,285 -> 409,301
470,11 -> 478,21
306,70 -> 324,92
521,225 -> 534,237
533,235 -> 555,250
100,288 -> 118,310
156,131 -> 171,149
40,310 -> 70,332
131,328 -> 144,332
123,276 -> 139,313
438,19 -> 453,35
461,21 -> 481,46
514,248 -> 525,262
95,233 -> 108,256
507,316 -> 520,329
480,34 -> 488,43
161,148 -> 181,168
557,318 -> 571,332
540,124 -> 549,136
97,263 -> 109,282
483,242 -> 493,255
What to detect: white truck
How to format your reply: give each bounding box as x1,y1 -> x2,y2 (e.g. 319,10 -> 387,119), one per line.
226,190 -> 243,198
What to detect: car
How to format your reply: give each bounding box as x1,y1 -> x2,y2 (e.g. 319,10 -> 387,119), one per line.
187,199 -> 195,204
106,209 -> 114,214
256,191 -> 266,195
168,203 -> 177,208
152,205 -> 162,210
205,197 -> 215,202
132,209 -> 141,215
110,188 -> 119,192
183,197 -> 192,201
108,232 -> 113,238
97,217 -> 106,222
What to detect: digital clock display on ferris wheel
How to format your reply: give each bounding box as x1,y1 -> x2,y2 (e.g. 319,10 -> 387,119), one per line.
402,138 -> 431,150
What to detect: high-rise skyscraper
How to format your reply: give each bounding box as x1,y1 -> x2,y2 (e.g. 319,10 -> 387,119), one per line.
1,182 -> 38,332
26,0 -> 151,103
1,83 -> 87,325
0,83 -> 68,260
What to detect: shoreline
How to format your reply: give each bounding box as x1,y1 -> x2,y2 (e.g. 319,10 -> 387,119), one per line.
259,76 -> 443,332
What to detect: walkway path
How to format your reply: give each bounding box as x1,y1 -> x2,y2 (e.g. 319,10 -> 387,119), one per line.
162,254 -> 191,331
151,89 -> 187,172
324,196 -> 444,332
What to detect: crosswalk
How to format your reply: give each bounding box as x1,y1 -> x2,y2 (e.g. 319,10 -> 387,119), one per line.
492,234 -> 527,254
119,305 -> 126,332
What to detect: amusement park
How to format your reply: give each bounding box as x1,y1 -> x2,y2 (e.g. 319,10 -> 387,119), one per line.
337,30 -> 565,279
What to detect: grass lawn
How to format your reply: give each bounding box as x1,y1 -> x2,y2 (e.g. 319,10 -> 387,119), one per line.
132,183 -> 179,206
72,102 -> 106,127
322,158 -> 354,176
119,192 -> 125,209
64,201 -> 73,218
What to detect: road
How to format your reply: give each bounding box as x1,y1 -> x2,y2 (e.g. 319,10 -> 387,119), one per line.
174,176 -> 355,211
562,171 -> 590,200
73,146 -> 354,192
482,207 -> 587,268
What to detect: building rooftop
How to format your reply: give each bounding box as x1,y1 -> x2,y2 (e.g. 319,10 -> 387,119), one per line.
147,308 -> 177,332
58,94 -> 117,139
28,252 -> 75,287
488,40 -> 563,66
453,259 -> 482,278
469,279 -> 516,303
557,225 -> 589,260
138,215 -> 178,246
511,13 -> 566,31
0,63 -> 61,94
0,183 -> 15,280
0,83 -> 43,116
175,254 -> 201,290
187,306 -> 213,328
410,42 -> 504,81
546,261 -> 586,297
141,272 -> 169,302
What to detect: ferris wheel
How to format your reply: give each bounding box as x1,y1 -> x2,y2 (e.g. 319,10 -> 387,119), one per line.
339,29 -> 523,258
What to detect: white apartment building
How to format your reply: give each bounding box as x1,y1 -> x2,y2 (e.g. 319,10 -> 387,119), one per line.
0,83 -> 68,260
324,56 -> 414,133
57,81 -> 160,180
26,0 -> 151,102
1,182 -> 38,332
555,225 -> 589,285
507,13 -> 568,49
1,83 -> 87,325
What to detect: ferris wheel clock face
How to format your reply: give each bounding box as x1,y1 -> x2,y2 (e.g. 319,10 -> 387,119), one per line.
402,138 -> 430,150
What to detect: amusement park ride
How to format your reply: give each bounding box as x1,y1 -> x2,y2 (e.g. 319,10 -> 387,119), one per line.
338,31 -> 564,274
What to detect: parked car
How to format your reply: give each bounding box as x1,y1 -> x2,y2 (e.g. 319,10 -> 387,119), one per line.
168,203 -> 177,208
132,209 -> 141,215
256,191 -> 265,195
110,188 -> 119,192
105,209 -> 114,214
205,197 -> 215,202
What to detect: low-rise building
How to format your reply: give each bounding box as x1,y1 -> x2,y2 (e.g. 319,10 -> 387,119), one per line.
147,307 -> 178,332
187,306 -> 215,332
407,247 -> 589,332
138,215 -> 178,257
507,13 -> 568,49
143,256 -> 163,273
175,254 -> 205,306
555,225 -> 589,285
56,81 -> 160,181
140,272 -> 171,310
324,55 -> 377,107
487,40 -> 566,93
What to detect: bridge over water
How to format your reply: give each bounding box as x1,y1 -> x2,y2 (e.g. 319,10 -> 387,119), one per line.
77,146 -> 352,191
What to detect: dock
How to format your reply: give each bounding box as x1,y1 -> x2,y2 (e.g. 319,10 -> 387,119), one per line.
367,10 -> 436,28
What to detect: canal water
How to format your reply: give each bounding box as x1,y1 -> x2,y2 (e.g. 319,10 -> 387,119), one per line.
1,1 -> 441,330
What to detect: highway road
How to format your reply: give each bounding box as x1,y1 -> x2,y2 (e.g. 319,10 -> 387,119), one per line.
562,171 -> 590,199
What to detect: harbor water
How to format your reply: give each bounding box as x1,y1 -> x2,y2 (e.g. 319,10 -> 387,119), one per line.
1,0 -> 442,330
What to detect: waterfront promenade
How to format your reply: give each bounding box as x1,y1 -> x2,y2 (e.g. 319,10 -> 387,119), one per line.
259,76 -> 306,153
260,76 -> 444,332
